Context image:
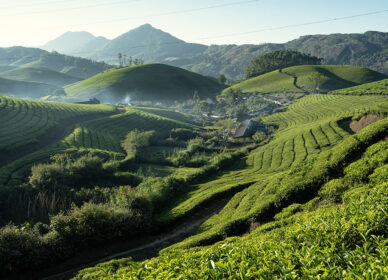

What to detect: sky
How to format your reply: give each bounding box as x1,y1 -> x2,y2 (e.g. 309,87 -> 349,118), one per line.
0,0 -> 387,47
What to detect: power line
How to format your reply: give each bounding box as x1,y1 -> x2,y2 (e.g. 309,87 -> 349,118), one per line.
64,8 -> 388,56
199,9 -> 388,40
0,0 -> 142,16
0,0 -> 77,9
61,0 -> 261,28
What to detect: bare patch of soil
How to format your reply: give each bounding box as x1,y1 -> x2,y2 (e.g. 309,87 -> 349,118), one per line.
349,114 -> 383,133
338,114 -> 383,134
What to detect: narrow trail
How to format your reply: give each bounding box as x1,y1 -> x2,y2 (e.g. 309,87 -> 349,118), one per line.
12,185 -> 252,280
280,69 -> 309,93
0,111 -> 119,169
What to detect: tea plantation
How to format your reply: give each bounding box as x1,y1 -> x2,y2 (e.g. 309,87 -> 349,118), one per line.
74,105 -> 388,279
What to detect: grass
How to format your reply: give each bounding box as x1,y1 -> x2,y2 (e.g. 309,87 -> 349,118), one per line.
64,63 -> 225,103
0,66 -> 81,87
73,138 -> 388,279
155,95 -> 388,248
227,65 -> 386,94
330,78 -> 388,95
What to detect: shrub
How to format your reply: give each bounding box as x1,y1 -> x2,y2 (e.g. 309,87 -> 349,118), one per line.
0,224 -> 41,273
33,222 -> 50,236
318,178 -> 349,202
121,130 -> 155,159
170,128 -> 198,141
29,163 -> 69,190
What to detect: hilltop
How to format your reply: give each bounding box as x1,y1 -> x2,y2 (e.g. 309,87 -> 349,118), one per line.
90,24 -> 207,63
226,65 -> 387,94
43,26 -> 388,79
0,76 -> 63,98
0,66 -> 81,87
330,78 -> 388,95
42,31 -> 97,54
0,46 -> 113,79
65,63 -> 224,103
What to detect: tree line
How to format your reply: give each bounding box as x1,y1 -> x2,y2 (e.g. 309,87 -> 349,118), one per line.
245,50 -> 322,78
118,53 -> 144,68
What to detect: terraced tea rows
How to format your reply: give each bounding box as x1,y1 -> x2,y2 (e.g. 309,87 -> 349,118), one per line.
158,94 -> 388,248
0,96 -> 115,151
63,109 -> 193,152
0,105 -> 192,185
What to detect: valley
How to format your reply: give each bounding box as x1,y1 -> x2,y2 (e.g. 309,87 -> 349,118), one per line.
0,7 -> 387,279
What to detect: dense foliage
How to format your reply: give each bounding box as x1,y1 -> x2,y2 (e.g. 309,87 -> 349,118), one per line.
0,93 -> 387,278
73,135 -> 388,279
244,50 -> 322,79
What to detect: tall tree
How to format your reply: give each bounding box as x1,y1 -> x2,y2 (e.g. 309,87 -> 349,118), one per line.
245,50 -> 322,79
117,53 -> 123,67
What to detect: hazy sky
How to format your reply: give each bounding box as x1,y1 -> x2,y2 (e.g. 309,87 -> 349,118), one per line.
0,0 -> 387,47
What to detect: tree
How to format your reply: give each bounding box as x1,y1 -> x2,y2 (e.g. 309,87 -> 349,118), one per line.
245,50 -> 322,79
121,130 -> 154,159
217,118 -> 235,137
82,68 -> 88,79
199,100 -> 211,117
118,53 -> 123,67
128,56 -> 133,66
192,91 -> 202,115
218,74 -> 227,85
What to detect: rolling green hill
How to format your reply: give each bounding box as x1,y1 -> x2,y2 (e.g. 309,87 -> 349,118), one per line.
0,66 -> 81,87
0,99 -> 191,186
0,94 -> 386,277
65,63 -> 224,104
0,76 -> 63,99
0,65 -> 17,72
47,26 -> 387,80
227,65 -> 386,94
0,46 -> 113,80
73,95 -> 388,279
330,78 -> 388,95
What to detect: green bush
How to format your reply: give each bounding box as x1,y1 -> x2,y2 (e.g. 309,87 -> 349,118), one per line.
29,163 -> 69,190
318,178 -> 349,202
0,224 -> 41,272
170,128 -> 198,141
29,155 -> 112,191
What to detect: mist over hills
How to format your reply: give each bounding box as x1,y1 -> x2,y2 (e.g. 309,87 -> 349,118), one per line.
0,47 -> 112,79
64,63 -> 224,104
42,24 -> 388,80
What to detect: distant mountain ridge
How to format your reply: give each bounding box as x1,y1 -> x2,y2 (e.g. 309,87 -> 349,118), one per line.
36,26 -> 388,80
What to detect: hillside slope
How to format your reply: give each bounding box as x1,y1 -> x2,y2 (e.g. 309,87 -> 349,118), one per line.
227,65 -> 386,94
46,26 -> 387,80
0,66 -> 81,87
330,78 -> 388,95
0,47 -> 113,80
65,63 -> 224,103
0,76 -> 62,98
73,97 -> 388,279
42,31 -> 96,54
90,24 -> 207,64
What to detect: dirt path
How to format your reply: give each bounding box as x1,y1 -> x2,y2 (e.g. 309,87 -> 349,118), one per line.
8,184 -> 252,280
0,111 -> 118,169
281,69 -> 309,93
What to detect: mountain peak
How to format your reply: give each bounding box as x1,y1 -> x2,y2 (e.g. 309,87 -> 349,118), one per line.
42,31 -> 96,54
